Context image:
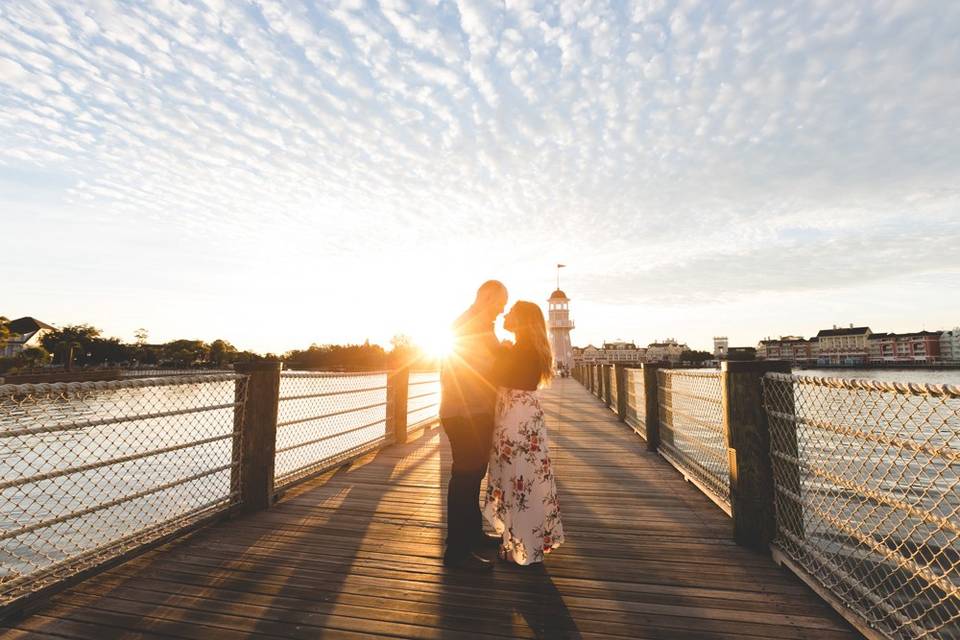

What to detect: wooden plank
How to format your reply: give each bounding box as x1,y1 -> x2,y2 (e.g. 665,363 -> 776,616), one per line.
1,379 -> 860,640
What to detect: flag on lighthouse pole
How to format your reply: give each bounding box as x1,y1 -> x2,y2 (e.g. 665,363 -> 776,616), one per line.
556,264 -> 566,290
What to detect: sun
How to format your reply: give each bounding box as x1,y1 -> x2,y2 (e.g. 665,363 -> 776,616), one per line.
416,328 -> 455,360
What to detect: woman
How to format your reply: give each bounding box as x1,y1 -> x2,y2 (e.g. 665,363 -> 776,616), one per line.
482,301 -> 565,565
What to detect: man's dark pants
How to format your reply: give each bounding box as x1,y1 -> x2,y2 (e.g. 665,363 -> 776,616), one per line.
442,413 -> 495,561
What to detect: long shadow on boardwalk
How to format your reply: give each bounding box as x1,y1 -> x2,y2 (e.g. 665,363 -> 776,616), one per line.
0,380 -> 857,639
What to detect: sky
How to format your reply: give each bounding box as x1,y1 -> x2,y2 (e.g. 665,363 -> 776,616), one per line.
1,0 -> 958,354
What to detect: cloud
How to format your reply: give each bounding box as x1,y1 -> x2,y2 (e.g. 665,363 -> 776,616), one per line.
0,0 -> 958,348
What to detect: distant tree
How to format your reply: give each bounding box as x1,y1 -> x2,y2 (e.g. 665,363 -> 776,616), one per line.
209,339 -> 237,367
19,346 -> 51,367
232,350 -> 264,364
0,316 -> 10,345
283,342 -> 388,371
389,334 -> 433,370
88,337 -> 132,365
134,328 -> 149,345
41,325 -> 103,366
160,339 -> 209,367
680,350 -> 713,365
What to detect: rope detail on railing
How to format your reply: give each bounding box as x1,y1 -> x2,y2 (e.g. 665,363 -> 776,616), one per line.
0,373 -> 245,397
764,373 -> 960,639
766,371 -> 960,398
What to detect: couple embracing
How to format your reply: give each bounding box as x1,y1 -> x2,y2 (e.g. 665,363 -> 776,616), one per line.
439,280 -> 565,571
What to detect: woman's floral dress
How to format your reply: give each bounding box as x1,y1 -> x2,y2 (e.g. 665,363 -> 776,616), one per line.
482,387 -> 564,565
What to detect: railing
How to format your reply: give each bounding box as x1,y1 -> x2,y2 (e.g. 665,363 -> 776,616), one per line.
274,371 -> 389,491
407,372 -> 441,431
764,373 -> 960,640
624,367 -> 645,437
572,361 -> 960,639
657,369 -> 730,512
0,363 -> 439,617
0,374 -> 247,610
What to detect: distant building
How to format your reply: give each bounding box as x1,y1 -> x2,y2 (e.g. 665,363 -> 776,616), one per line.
815,325 -> 872,365
547,289 -> 575,371
573,345 -> 602,365
869,331 -> 942,363
941,329 -> 960,363
572,341 -> 644,365
646,338 -> 688,364
713,336 -> 728,360
2,317 -> 56,358
757,336 -> 815,365
602,341 -> 646,364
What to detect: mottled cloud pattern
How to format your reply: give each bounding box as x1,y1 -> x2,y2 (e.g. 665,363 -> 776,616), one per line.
0,1 -> 958,348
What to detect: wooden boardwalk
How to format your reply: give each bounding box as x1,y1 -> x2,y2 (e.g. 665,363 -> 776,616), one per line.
1,379 -> 858,639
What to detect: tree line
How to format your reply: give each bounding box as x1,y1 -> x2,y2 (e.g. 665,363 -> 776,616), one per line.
0,317 -> 433,373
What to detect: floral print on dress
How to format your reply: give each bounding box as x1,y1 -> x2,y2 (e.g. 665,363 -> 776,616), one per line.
483,387 -> 565,565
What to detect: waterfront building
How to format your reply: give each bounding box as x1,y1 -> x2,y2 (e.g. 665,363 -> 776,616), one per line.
713,336 -> 728,360
757,336 -> 816,365
646,338 -> 688,364
1,317 -> 55,358
815,325 -> 872,366
547,289 -> 575,371
941,329 -> 960,362
572,345 -> 602,364
572,341 -> 645,365
601,341 -> 646,364
868,331 -> 943,363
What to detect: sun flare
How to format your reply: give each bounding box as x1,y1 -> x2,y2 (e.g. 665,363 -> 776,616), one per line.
417,329 -> 455,360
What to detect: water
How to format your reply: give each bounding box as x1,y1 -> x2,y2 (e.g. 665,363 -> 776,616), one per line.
799,368 -> 960,385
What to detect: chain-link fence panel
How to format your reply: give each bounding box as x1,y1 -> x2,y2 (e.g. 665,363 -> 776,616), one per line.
274,372 -> 388,490
625,367 -> 646,436
407,371 -> 440,431
0,374 -> 246,610
764,373 -> 959,640
657,370 -> 729,510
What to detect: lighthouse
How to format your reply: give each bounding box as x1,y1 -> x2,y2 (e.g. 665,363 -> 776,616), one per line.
547,288 -> 574,373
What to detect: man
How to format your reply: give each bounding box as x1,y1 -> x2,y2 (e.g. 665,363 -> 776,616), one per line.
439,280 -> 508,571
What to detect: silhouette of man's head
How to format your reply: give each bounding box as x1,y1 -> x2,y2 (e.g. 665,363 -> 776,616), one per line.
474,280 -> 508,322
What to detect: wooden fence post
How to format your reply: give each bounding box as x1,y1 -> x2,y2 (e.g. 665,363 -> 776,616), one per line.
614,364 -> 628,421
233,360 -> 282,513
603,365 -> 613,407
386,365 -> 410,444
642,363 -> 661,451
722,360 -> 791,549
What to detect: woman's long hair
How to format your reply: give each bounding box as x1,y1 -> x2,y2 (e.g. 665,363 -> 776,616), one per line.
511,301 -> 554,387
